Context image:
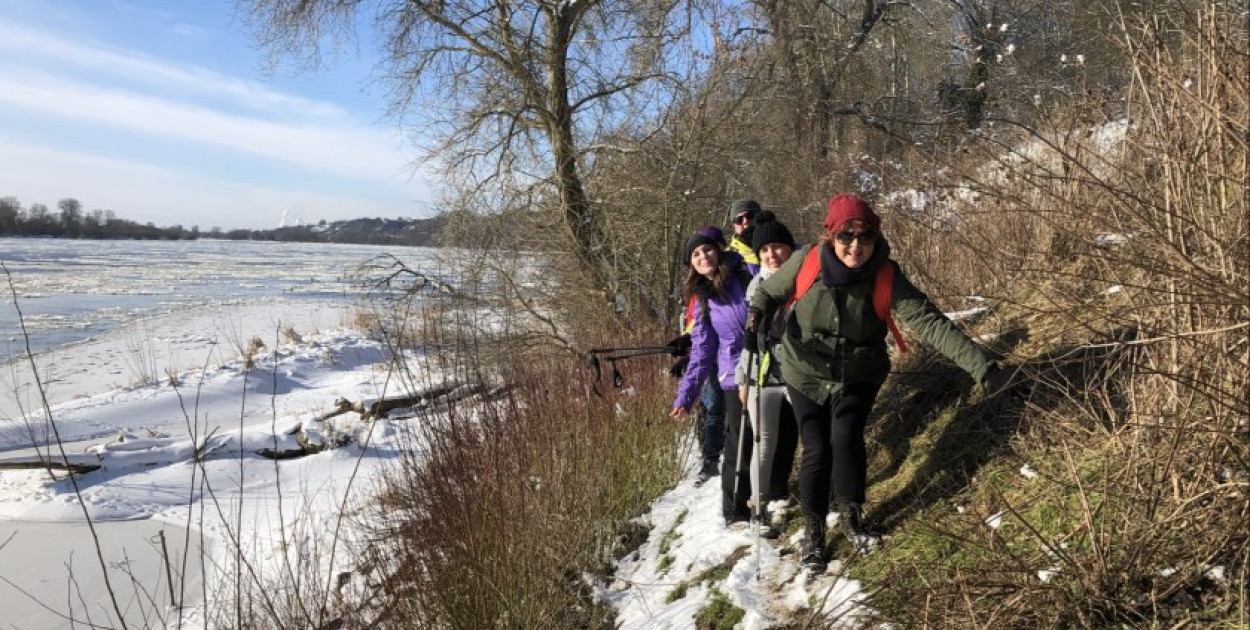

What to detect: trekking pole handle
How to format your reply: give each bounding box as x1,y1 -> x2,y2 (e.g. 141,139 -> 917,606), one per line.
587,345 -> 672,355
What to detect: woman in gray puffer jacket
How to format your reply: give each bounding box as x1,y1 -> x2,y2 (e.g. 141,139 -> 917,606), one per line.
734,212 -> 800,540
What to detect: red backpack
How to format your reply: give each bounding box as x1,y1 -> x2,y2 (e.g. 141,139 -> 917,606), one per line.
783,246 -> 909,353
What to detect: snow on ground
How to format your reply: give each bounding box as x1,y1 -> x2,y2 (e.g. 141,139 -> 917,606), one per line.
0,302 -> 413,629
600,460 -> 868,629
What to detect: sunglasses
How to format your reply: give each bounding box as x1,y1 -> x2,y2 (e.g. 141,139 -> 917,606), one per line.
733,214 -> 751,225
834,230 -> 878,246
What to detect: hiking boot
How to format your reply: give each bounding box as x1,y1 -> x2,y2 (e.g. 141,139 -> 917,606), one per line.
697,457 -> 719,482
800,516 -> 827,572
724,502 -> 750,527
836,502 -> 881,554
767,498 -> 792,527
756,508 -> 781,540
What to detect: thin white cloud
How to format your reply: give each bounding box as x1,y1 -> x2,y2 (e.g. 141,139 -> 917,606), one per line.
167,22 -> 213,39
0,139 -> 425,229
0,12 -> 438,229
0,69 -> 412,184
0,20 -> 349,119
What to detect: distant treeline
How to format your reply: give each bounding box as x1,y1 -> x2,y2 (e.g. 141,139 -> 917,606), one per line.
0,196 -> 197,240
0,196 -> 444,246
211,216 -> 445,247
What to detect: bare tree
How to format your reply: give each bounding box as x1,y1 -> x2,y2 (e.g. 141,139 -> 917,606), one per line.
0,196 -> 19,234
753,0 -> 906,168
241,0 -> 692,317
57,197 -> 82,238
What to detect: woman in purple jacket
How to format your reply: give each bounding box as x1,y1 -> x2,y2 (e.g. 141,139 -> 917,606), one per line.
671,229 -> 752,523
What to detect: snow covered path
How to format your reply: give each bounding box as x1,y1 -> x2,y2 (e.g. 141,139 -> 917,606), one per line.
602,463 -> 868,629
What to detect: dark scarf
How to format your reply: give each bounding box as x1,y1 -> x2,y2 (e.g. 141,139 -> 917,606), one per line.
819,237 -> 891,288
739,226 -> 756,246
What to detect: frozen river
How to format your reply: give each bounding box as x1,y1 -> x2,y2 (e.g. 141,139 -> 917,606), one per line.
0,237 -> 448,364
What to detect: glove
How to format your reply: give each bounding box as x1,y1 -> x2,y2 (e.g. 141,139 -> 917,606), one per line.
743,308 -> 763,355
668,356 -> 689,378
666,334 -> 692,357
979,364 -> 1014,395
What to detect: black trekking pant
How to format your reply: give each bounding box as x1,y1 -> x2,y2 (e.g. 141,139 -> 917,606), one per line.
720,388 -> 751,520
770,397 -> 799,502
788,382 -> 881,521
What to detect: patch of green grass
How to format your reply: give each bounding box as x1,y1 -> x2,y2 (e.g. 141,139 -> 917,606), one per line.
657,554 -> 674,574
869,406 -> 962,503
658,509 -> 688,556
665,581 -> 689,604
854,503 -> 979,584
694,589 -> 744,630
857,417 -> 1189,626
703,559 -> 735,583
655,508 -> 688,576
663,547 -> 748,604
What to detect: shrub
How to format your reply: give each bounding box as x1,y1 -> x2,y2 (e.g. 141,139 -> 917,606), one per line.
354,335 -> 684,628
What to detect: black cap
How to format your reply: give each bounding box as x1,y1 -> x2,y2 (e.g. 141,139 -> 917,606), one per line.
751,211 -> 795,255
684,233 -> 721,264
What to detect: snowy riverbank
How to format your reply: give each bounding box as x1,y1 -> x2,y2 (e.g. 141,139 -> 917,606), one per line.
0,301 -> 403,628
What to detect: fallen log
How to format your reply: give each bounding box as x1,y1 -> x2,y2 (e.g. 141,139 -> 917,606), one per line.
318,398 -> 356,422
255,381 -> 508,459
256,421 -> 354,460
358,382 -> 512,420
0,456 -> 101,474
357,381 -> 466,420
254,447 -> 308,460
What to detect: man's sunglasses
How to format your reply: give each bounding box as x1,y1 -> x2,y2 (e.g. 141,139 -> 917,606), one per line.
733,214 -> 751,225
834,230 -> 878,246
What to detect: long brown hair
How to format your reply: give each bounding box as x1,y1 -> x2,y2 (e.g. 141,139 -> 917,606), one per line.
681,248 -> 735,302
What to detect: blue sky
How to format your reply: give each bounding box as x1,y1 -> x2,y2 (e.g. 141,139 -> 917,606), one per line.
0,0 -> 437,230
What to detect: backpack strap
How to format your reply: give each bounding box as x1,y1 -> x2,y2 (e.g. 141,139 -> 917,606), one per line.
683,294 -> 698,334
874,262 -> 909,353
784,246 -> 823,311
785,246 -> 909,353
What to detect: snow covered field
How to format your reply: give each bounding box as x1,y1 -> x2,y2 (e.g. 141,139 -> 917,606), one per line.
0,298 -> 405,628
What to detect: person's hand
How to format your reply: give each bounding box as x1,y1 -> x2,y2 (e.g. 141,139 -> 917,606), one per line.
743,308 -> 763,355
670,406 -> 689,420
668,356 -> 689,378
980,364 -> 1015,395
666,334 -> 692,357
738,387 -> 747,405
743,332 -> 759,355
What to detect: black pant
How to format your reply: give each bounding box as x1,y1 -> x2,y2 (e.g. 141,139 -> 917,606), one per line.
788,382 -> 881,521
720,388 -> 751,519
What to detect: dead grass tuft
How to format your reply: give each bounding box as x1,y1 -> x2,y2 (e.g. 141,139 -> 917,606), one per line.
346,326 -> 684,628
852,3 -> 1248,627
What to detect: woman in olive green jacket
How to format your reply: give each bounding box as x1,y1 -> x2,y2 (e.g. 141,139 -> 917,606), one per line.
749,194 -> 1007,571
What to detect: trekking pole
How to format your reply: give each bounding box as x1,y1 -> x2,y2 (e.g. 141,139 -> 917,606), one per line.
733,349 -> 755,528
587,345 -> 675,356
753,348 -> 765,580
587,346 -> 675,394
